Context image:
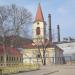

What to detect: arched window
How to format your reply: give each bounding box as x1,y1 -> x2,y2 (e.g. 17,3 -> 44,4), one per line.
36,27 -> 40,35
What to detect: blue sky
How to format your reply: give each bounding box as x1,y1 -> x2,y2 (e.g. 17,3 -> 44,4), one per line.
0,0 -> 75,40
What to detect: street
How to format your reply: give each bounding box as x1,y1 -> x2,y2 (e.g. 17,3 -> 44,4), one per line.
11,64 -> 75,75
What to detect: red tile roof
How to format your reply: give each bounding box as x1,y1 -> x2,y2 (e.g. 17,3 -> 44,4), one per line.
23,40 -> 36,48
0,45 -> 22,56
35,3 -> 44,22
23,39 -> 49,49
23,43 -> 36,49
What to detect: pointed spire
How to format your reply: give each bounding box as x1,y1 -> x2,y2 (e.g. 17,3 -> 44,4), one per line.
35,3 -> 44,22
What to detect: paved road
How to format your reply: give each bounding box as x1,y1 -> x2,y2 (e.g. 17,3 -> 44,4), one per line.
11,64 -> 75,75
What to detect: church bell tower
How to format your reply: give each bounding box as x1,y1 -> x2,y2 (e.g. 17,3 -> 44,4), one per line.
32,3 -> 46,44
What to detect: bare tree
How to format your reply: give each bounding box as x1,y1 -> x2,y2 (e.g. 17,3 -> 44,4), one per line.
0,4 -> 32,66
7,4 -> 32,47
39,38 -> 49,65
7,4 -> 32,36
0,6 -> 8,66
0,4 -> 32,47
33,37 -> 49,65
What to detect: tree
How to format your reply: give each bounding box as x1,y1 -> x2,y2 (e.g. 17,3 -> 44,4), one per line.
0,4 -> 32,66
0,4 -> 32,47
33,37 -> 49,65
8,4 -> 32,36
0,6 -> 8,66
7,4 -> 32,47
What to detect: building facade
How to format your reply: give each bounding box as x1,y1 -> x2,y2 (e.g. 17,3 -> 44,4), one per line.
22,45 -> 63,65
32,3 -> 46,44
57,42 -> 75,64
22,3 -> 64,65
0,45 -> 23,66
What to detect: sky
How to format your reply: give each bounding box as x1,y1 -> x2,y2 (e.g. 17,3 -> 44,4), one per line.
0,0 -> 75,41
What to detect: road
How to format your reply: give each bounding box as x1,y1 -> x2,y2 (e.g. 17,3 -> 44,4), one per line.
11,64 -> 75,75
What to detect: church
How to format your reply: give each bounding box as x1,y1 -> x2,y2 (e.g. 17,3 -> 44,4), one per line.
22,3 -> 64,65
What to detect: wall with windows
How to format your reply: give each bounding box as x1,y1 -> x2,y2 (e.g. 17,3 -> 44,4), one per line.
22,47 -> 63,65
0,54 -> 23,66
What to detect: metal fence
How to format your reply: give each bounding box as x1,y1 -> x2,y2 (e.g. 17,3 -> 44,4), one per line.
23,56 -> 75,65
64,56 -> 75,64
23,57 -> 65,65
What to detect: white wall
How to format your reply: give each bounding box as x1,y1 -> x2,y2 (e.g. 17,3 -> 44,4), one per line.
57,42 -> 75,54
32,21 -> 46,43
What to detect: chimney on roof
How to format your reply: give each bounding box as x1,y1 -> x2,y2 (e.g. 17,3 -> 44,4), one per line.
57,24 -> 60,42
48,14 -> 52,45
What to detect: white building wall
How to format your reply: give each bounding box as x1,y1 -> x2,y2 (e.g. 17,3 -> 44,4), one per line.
57,42 -> 75,54
32,21 -> 46,43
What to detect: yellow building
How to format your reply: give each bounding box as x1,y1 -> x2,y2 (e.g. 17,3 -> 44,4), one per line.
22,46 -> 63,65
0,45 -> 23,67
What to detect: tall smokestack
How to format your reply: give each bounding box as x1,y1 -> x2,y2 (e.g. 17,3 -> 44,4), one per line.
48,14 -> 52,45
57,25 -> 60,42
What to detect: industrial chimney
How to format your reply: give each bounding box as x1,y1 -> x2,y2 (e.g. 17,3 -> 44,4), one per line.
48,14 -> 52,45
57,25 -> 60,42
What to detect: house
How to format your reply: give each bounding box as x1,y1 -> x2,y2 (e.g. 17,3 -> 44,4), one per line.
22,44 -> 63,65
57,41 -> 75,64
0,45 -> 23,66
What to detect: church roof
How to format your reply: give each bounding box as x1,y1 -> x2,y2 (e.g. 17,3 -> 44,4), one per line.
35,3 -> 44,22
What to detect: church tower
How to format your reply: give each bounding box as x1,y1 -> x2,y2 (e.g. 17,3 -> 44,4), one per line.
32,3 -> 46,44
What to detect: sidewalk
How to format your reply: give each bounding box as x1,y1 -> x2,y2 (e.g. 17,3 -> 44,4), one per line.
11,64 -> 75,75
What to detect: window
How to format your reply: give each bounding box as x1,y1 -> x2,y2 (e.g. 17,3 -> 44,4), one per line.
1,56 -> 3,62
20,57 -> 21,62
12,57 -> 13,61
37,22 -> 39,25
9,57 -> 11,61
36,27 -> 40,35
6,56 -> 8,61
14,57 -> 15,61
17,57 -> 18,61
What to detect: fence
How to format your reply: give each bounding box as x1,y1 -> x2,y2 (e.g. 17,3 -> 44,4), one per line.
0,56 -> 75,75
64,56 -> 75,64
23,56 -> 75,65
0,64 -> 39,75
23,57 -> 65,65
